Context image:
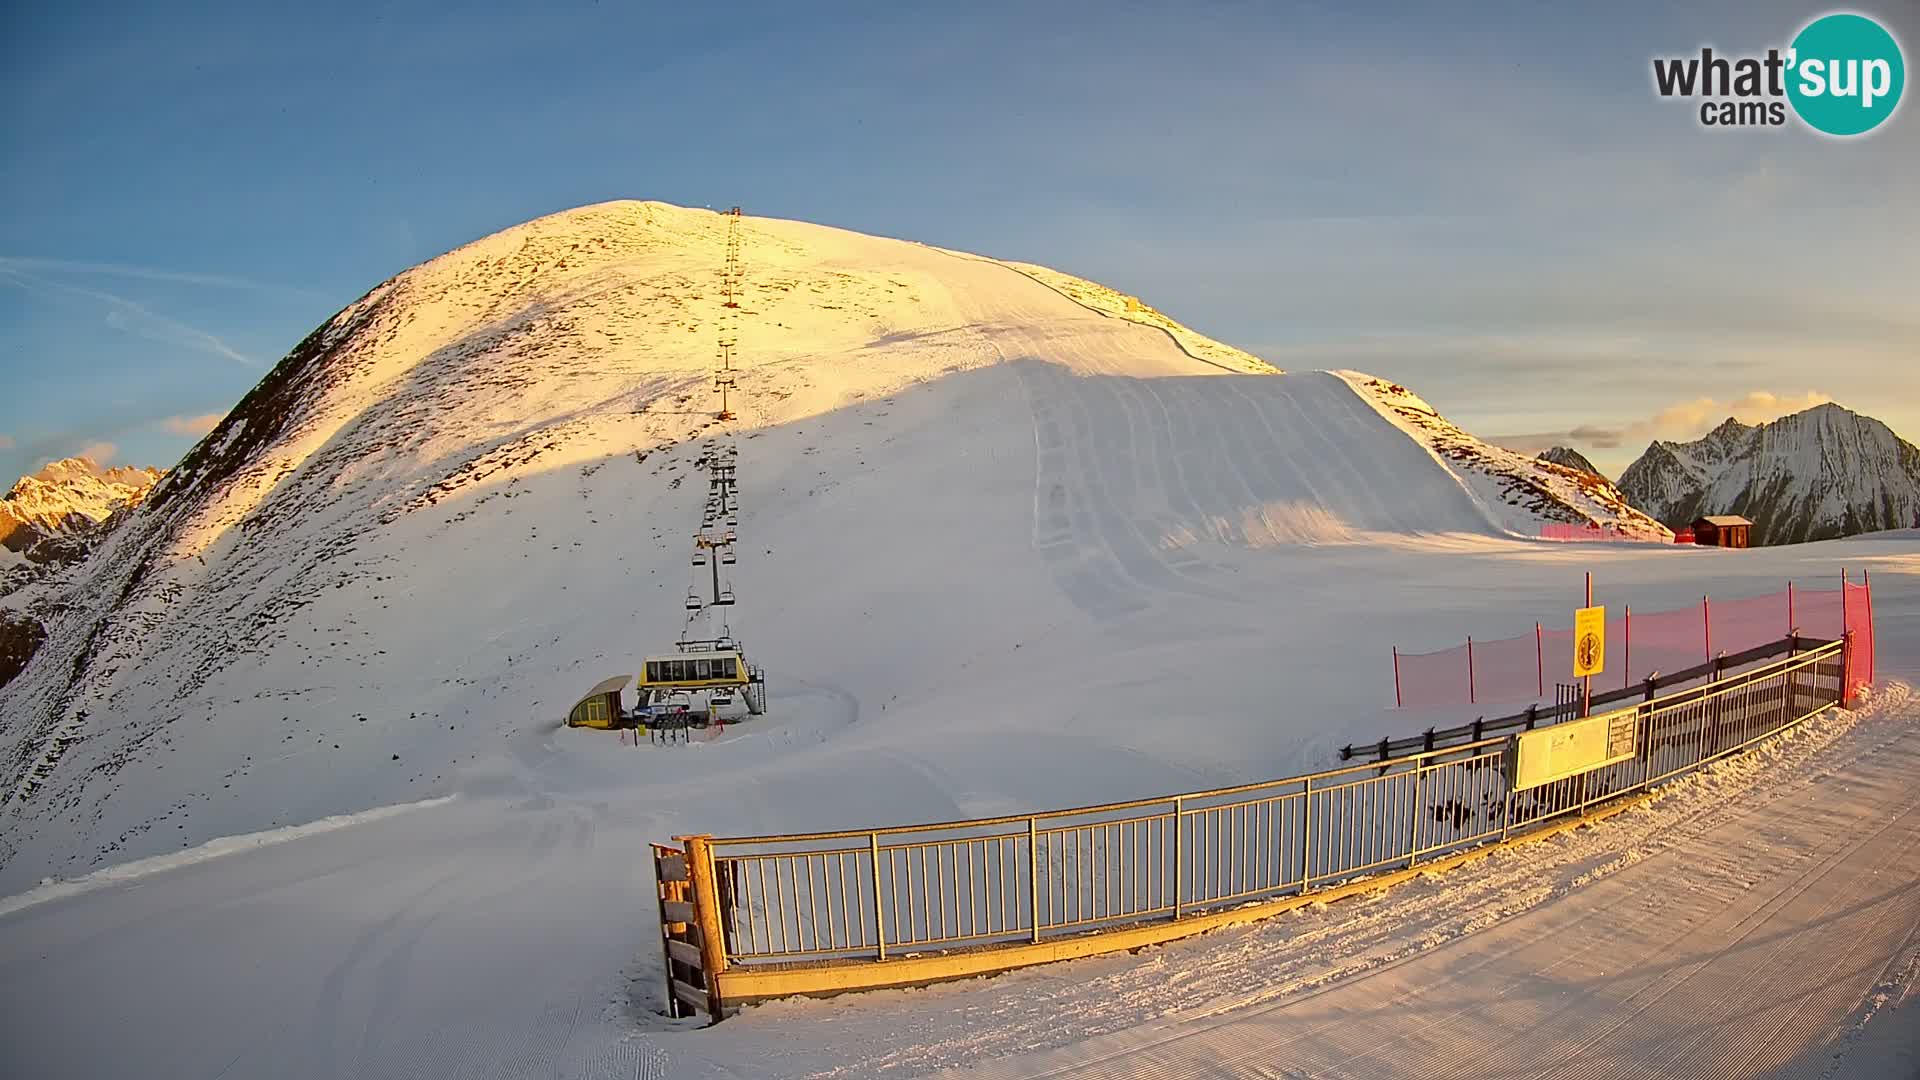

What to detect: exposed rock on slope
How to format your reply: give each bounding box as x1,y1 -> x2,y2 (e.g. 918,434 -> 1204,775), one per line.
1348,378 -> 1671,539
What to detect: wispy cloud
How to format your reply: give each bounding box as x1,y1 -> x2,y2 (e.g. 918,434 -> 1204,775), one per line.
1493,390 -> 1834,454
0,256 -> 326,302
0,267 -> 256,367
71,441 -> 119,466
160,412 -> 224,437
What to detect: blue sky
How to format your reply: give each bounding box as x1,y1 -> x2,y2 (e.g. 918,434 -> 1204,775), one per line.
2,0 -> 1914,481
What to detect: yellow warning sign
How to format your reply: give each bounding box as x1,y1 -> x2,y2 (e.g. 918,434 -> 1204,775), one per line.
1573,605 -> 1606,677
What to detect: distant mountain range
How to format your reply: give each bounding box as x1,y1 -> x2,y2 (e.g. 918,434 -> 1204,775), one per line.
1,456 -> 164,692
1617,403 -> 1920,545
1,457 -> 162,569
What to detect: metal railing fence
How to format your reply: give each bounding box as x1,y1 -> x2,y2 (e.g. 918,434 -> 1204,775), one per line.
701,638 -> 1848,968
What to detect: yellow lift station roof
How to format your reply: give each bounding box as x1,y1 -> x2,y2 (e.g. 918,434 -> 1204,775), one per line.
574,675 -> 632,710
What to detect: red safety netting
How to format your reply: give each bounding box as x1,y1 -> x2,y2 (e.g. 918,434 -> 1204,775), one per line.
1393,582 -> 1862,708
1471,632 -> 1546,704
1844,580 -> 1875,701
1708,592 -> 1792,656
1395,642 -> 1472,706
1796,585 -> 1845,640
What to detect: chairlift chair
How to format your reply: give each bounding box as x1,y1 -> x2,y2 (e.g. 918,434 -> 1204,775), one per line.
720,548 -> 736,565
715,589 -> 736,606
692,550 -> 708,567
684,590 -> 703,611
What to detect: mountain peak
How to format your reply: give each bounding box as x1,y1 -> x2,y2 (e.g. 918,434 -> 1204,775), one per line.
1618,402 -> 1919,544
1537,446 -> 1605,479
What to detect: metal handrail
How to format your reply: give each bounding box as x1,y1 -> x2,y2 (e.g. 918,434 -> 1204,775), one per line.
693,639 -> 1847,974
713,638 -> 1839,849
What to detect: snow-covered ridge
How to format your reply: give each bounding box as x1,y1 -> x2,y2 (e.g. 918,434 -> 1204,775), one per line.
997,260 -> 1281,375
1618,403 -> 1920,545
1342,375 -> 1672,539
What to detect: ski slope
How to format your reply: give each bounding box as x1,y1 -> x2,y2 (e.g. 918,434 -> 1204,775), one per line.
0,203 -> 1909,1078
0,537 -> 1910,1080
2,201 -> 1651,889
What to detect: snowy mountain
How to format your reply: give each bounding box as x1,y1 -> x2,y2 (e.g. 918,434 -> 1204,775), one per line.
1,458 -> 164,691
0,200 -> 1667,888
0,457 -> 161,565
1538,445 -> 1604,479
1618,404 -> 1920,545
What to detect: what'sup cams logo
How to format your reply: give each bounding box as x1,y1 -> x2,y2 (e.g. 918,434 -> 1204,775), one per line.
1653,11 -> 1905,135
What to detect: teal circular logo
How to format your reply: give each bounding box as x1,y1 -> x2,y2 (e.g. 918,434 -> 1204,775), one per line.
1786,13 -> 1905,136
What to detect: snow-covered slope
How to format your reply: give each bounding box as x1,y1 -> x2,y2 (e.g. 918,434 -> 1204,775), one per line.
1346,377 -> 1671,540
1619,404 -> 1920,545
0,200 -> 1659,888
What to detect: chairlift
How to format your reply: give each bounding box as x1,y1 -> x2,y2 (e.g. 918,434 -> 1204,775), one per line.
684,590 -> 703,611
692,550 -> 708,567
720,548 -> 736,565
715,589 -> 736,606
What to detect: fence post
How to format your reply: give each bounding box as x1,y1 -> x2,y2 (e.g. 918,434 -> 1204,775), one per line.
870,831 -> 886,961
1525,704 -> 1538,731
1787,581 -> 1795,637
1624,605 -> 1632,690
1170,797 -> 1183,920
1703,595 -> 1712,667
1300,778 -> 1313,892
1864,570 -> 1876,686
1840,570 -> 1850,701
1499,776 -> 1515,843
1392,647 -> 1402,708
1407,761 -> 1423,868
1467,636 -> 1476,704
1644,673 -> 1658,703
1378,736 -> 1390,763
1028,817 -> 1042,941
679,835 -> 730,1021
1535,622 -> 1544,697
1841,630 -> 1855,706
